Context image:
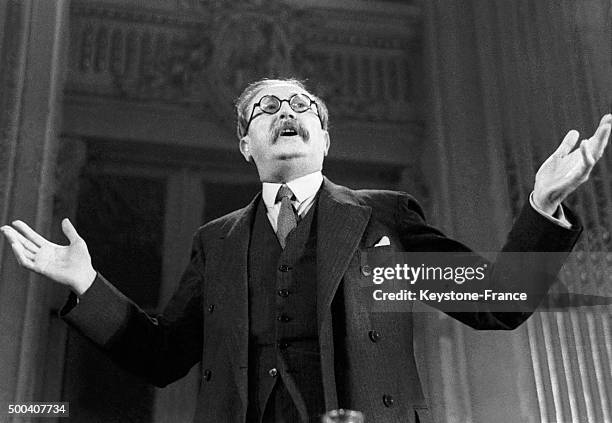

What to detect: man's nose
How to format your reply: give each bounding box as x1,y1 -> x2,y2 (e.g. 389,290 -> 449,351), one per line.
278,102 -> 295,120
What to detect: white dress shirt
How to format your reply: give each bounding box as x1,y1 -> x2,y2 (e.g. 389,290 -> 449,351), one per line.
262,171 -> 323,232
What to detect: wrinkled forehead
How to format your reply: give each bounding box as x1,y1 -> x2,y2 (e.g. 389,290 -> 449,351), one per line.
246,82 -> 312,111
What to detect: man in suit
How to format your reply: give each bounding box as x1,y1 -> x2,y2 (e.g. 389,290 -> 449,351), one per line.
1,78 -> 610,422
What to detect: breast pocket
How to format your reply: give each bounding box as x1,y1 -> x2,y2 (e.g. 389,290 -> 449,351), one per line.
359,242 -> 415,313
359,243 -> 400,278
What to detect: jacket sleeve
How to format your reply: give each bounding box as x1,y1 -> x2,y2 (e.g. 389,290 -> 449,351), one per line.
396,193 -> 583,329
61,233 -> 205,387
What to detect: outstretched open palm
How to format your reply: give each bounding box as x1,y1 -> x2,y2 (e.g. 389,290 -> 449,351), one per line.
533,114 -> 612,214
0,219 -> 96,294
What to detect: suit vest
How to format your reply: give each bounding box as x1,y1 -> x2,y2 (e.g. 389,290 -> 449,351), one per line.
246,197 -> 324,422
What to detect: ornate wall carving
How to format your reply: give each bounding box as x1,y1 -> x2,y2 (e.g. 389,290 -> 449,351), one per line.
66,0 -> 421,124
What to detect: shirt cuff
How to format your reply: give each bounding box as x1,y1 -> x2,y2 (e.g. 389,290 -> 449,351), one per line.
529,191 -> 572,229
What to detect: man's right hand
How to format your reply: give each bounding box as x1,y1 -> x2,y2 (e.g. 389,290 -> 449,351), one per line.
0,218 -> 96,295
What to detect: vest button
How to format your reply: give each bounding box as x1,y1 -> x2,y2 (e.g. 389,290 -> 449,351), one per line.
277,289 -> 290,298
203,369 -> 212,381
278,264 -> 291,272
369,330 -> 382,343
361,265 -> 372,276
207,304 -> 215,313
383,394 -> 394,408
277,314 -> 291,323
278,341 -> 290,350
268,368 -> 278,377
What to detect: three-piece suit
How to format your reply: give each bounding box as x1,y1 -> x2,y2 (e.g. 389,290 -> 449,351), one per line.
62,177 -> 581,422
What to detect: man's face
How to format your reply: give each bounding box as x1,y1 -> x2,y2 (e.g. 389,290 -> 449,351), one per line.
239,82 -> 330,182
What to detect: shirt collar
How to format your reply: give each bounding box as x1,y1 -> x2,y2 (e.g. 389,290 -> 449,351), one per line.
262,171 -> 323,208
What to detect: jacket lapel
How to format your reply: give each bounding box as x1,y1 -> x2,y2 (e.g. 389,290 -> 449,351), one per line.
316,178 -> 371,329
213,193 -> 259,411
316,179 -> 371,409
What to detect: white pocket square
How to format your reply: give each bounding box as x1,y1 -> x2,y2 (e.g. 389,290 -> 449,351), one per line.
374,236 -> 391,247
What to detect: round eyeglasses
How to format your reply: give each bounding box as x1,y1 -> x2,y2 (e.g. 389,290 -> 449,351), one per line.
243,93 -> 323,136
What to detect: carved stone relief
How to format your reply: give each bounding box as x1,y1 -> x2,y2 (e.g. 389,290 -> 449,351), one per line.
66,0 -> 420,124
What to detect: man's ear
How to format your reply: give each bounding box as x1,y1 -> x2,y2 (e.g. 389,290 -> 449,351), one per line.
239,136 -> 251,162
323,131 -> 330,156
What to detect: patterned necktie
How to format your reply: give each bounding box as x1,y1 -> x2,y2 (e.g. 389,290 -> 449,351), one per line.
275,184 -> 298,249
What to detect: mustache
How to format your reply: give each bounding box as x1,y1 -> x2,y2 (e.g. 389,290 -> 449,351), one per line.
269,118 -> 310,142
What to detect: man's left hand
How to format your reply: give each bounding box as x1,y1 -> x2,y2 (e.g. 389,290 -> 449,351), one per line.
533,114 -> 612,215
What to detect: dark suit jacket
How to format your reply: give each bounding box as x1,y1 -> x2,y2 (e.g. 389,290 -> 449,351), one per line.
62,178 -> 581,422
